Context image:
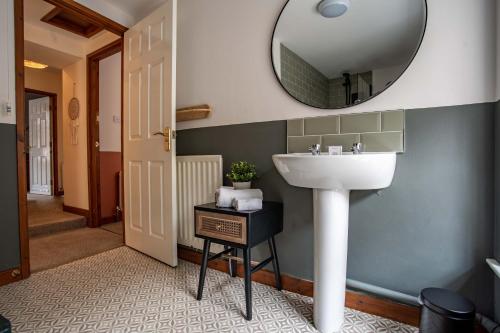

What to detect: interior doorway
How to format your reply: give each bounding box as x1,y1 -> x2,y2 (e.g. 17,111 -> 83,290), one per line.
12,0 -> 128,280
24,88 -> 60,197
87,39 -> 124,232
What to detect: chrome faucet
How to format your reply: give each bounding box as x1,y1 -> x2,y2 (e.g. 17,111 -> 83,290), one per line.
351,142 -> 363,154
309,144 -> 321,156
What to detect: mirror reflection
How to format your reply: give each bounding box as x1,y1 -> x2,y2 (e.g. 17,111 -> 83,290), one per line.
272,0 -> 427,109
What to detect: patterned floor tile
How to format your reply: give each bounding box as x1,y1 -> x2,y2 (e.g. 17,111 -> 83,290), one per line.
0,247 -> 417,333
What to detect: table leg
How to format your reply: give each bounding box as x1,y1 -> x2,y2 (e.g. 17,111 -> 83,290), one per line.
243,247 -> 252,320
229,247 -> 237,278
269,236 -> 282,291
197,239 -> 211,301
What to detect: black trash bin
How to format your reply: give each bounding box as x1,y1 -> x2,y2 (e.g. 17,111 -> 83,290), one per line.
0,314 -> 11,333
419,288 -> 475,333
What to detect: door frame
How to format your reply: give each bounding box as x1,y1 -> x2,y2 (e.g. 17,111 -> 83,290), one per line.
87,38 -> 123,228
25,88 -> 61,196
12,0 -> 127,283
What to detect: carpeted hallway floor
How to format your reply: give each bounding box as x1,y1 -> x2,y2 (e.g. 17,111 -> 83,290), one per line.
29,226 -> 123,272
28,194 -> 86,237
0,247 -> 418,333
28,194 -> 124,272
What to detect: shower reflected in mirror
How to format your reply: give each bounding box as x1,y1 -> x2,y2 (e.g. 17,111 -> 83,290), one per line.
271,0 -> 427,109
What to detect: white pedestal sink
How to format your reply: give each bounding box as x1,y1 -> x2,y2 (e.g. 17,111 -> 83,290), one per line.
272,153 -> 396,333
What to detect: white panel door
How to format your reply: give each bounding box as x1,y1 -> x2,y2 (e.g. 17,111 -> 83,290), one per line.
29,97 -> 52,195
123,0 -> 178,266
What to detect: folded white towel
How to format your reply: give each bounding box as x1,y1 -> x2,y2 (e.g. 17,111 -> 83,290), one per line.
215,186 -> 233,204
233,198 -> 263,211
215,187 -> 263,208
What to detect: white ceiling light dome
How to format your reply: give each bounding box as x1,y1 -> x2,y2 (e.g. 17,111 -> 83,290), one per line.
317,0 -> 351,18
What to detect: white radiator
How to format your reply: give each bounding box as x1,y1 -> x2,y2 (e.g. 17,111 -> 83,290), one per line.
177,155 -> 223,251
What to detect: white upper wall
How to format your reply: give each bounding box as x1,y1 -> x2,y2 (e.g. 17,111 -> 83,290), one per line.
99,52 -> 122,152
176,0 -> 497,130
1,0 -> 498,127
0,0 -> 16,125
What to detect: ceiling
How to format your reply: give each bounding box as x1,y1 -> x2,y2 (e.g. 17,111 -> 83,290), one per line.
101,0 -> 165,24
24,40 -> 81,70
24,0 -> 93,42
76,0 -> 166,27
274,0 -> 426,79
25,0 -> 166,34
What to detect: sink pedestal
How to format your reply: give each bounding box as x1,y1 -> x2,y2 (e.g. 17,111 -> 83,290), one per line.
272,153 -> 397,333
313,189 -> 350,333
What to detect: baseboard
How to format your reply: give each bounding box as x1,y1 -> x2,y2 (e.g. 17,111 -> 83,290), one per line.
62,205 -> 90,218
177,246 -> 420,327
100,216 -> 117,225
0,268 -> 22,286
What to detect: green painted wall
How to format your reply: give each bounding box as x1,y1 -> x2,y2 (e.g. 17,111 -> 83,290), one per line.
0,124 -> 20,271
177,102 -> 495,316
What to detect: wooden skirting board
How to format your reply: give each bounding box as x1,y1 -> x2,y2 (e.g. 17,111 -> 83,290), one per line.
178,246 -> 420,326
62,205 -> 90,219
178,246 -> 488,333
100,216 -> 117,225
0,268 -> 22,287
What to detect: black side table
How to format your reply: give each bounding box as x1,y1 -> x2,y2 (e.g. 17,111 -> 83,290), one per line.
0,314 -> 11,333
194,202 -> 283,320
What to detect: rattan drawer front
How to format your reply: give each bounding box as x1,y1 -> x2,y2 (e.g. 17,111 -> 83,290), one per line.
196,211 -> 247,244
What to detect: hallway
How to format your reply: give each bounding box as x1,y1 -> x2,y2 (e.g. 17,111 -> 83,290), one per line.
28,194 -> 123,272
28,194 -> 85,236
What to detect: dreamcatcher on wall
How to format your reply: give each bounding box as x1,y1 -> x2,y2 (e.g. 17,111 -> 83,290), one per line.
68,83 -> 80,145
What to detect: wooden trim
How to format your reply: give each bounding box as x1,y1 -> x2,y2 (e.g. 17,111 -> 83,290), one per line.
40,7 -> 62,22
41,7 -> 104,39
25,88 -> 60,197
0,268 -> 23,286
120,42 -> 125,244
62,204 -> 90,219
13,0 -> 126,286
42,0 -> 128,36
177,246 -> 420,327
14,0 -> 30,280
100,216 -> 117,225
87,38 -> 123,60
87,38 -> 123,228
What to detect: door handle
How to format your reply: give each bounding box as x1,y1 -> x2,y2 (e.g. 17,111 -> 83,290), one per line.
153,127 -> 172,152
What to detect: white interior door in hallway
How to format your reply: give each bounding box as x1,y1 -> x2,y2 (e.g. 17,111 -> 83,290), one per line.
123,0 -> 178,266
29,97 -> 52,196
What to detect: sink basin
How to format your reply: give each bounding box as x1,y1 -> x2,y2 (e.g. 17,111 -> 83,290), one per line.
272,153 -> 396,190
272,152 -> 396,333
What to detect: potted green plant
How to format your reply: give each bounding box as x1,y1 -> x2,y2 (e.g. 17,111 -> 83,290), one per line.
226,161 -> 257,189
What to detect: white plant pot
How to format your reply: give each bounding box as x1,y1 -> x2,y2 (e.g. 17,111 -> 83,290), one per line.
233,181 -> 251,189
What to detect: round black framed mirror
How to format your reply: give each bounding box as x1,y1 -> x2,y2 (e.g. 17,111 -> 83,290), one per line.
271,0 -> 427,109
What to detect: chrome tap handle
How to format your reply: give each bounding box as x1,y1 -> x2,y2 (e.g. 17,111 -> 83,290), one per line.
309,144 -> 321,155
351,142 -> 363,154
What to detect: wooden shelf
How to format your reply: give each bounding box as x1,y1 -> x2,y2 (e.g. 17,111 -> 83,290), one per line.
176,104 -> 211,122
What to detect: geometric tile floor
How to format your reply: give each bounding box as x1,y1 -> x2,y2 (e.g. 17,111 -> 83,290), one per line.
0,247 -> 417,332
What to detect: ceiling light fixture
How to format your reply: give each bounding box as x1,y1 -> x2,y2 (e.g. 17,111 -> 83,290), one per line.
24,60 -> 48,69
317,0 -> 351,18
